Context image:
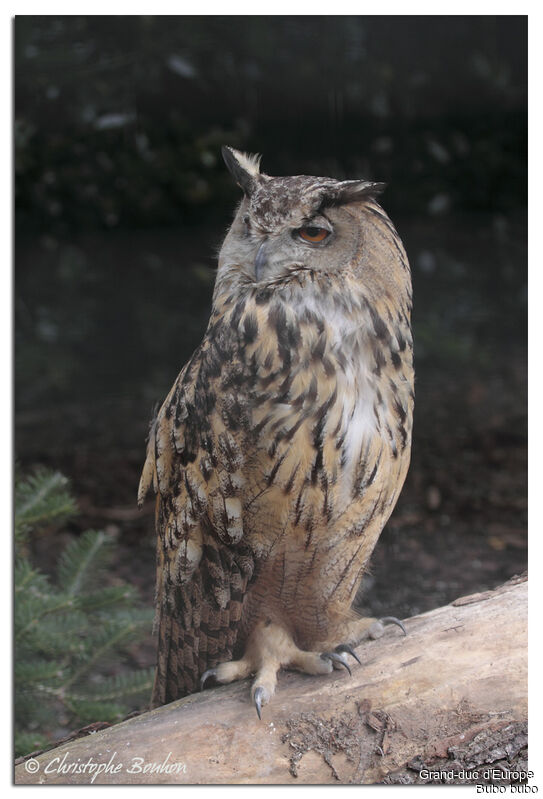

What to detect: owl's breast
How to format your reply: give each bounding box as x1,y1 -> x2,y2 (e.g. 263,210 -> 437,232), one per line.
234,284 -> 413,549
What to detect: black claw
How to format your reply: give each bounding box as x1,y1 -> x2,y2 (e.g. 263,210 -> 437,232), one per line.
321,651 -> 352,676
253,686 -> 264,720
335,643 -> 362,665
380,616 -> 407,636
200,668 -> 217,691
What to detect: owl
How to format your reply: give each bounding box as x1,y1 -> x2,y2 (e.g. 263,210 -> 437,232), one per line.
138,147 -> 414,718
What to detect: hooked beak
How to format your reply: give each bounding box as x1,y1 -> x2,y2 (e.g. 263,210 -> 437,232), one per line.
254,239 -> 269,282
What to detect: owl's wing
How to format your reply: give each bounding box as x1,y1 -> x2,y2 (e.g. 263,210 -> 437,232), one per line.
139,315 -> 259,705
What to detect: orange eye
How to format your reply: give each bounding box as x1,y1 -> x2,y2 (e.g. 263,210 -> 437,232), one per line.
298,226 -> 330,243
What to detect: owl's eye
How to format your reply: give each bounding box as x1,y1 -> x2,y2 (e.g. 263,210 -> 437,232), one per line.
297,226 -> 330,244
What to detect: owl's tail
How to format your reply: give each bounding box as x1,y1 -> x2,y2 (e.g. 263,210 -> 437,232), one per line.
151,605 -> 196,707
150,545 -> 254,708
151,574 -> 207,707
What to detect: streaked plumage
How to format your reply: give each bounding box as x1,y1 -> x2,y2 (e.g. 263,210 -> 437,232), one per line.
139,148 -> 414,712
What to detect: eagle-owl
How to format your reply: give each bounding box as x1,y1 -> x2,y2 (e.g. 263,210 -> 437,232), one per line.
139,147 -> 414,717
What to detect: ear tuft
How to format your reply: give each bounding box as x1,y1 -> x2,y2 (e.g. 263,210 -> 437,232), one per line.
330,180 -> 387,205
221,146 -> 262,196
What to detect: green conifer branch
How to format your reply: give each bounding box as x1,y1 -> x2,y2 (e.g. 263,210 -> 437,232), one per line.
14,467 -> 154,758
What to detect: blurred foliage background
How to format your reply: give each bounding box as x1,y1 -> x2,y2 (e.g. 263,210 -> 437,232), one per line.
15,14 -> 527,705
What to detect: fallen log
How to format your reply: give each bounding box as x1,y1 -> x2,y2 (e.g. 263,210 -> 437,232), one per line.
15,574 -> 528,785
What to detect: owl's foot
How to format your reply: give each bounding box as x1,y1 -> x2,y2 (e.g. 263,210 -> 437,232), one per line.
200,658 -> 253,690
199,621 -> 362,719
317,614 -> 407,651
367,615 -> 407,639
199,617 -> 405,718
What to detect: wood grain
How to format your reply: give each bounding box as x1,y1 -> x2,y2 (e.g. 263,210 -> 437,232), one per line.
15,575 -> 527,785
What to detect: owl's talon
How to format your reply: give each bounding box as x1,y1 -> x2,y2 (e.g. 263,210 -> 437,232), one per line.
200,668 -> 218,691
334,643 -> 362,665
321,650 -> 352,676
253,686 -> 264,720
380,616 -> 407,636
368,615 -> 407,640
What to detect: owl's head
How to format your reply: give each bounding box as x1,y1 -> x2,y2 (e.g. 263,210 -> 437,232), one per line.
218,147 -> 389,286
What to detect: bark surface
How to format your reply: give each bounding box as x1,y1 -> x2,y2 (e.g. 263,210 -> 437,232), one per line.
15,575 -> 528,785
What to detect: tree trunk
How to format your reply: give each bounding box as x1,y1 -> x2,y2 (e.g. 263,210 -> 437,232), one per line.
15,574 -> 528,785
